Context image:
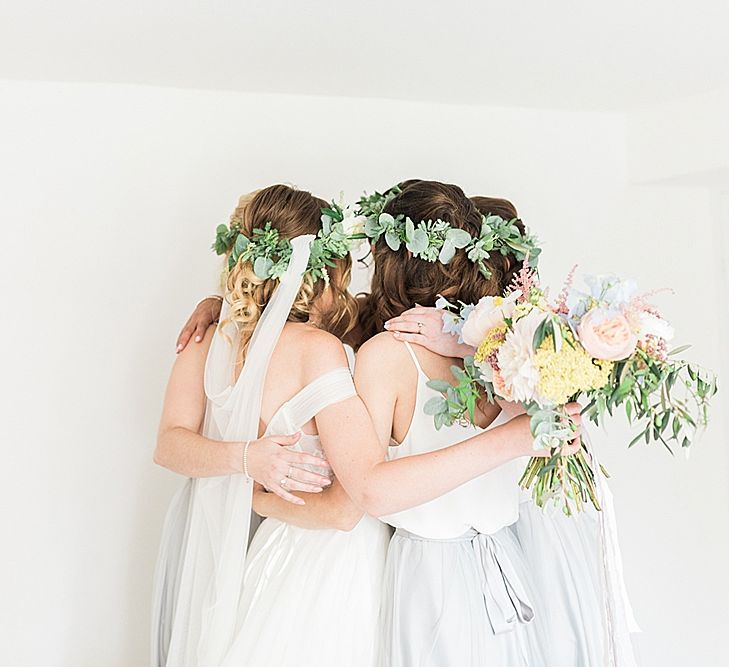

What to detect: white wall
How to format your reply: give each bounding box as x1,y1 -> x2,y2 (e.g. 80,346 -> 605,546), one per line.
1,80 -> 727,666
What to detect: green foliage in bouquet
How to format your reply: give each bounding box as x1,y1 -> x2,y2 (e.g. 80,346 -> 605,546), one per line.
425,271 -> 719,515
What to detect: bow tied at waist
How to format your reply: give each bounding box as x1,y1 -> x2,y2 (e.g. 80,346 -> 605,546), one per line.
471,532 -> 535,634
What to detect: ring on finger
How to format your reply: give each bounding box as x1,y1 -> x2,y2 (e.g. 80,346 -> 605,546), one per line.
280,477 -> 288,488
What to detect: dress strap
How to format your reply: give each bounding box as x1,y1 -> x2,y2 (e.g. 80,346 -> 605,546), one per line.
284,367 -> 357,426
402,342 -> 425,377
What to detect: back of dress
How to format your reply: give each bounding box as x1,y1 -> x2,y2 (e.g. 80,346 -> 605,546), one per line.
226,354 -> 391,667
381,342 -> 523,538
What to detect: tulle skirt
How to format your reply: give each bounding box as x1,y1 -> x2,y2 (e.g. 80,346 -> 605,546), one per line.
221,514 -> 390,667
378,526 -> 546,667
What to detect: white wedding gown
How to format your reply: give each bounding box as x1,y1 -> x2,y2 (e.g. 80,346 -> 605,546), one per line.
221,367 -> 391,667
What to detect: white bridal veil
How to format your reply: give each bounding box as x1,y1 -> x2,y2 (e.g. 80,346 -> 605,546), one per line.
151,235 -> 315,667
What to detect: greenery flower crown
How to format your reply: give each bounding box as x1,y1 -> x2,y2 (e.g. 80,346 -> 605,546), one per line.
212,201 -> 357,283
355,186 -> 542,278
212,187 -> 542,284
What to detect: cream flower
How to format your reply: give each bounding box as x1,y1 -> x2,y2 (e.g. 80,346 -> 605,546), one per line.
497,309 -> 546,403
341,205 -> 367,250
636,311 -> 674,343
461,291 -> 521,347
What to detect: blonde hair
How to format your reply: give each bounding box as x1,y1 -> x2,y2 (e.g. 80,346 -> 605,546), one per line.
220,184 -> 358,362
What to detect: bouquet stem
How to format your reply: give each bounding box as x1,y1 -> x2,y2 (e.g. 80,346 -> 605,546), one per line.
518,447 -> 602,515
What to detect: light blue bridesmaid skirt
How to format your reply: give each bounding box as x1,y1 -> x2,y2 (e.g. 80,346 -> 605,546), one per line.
378,526 -> 546,667
510,500 -> 637,666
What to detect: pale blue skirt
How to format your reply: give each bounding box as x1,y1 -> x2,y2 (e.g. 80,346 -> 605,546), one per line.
378,526 -> 546,667
510,500 -> 637,666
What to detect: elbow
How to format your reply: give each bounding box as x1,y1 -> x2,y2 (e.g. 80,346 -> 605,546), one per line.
333,507 -> 365,532
153,433 -> 170,469
153,446 -> 166,469
356,489 -> 388,520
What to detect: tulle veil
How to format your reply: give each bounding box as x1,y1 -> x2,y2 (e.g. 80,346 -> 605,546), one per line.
150,236 -> 314,666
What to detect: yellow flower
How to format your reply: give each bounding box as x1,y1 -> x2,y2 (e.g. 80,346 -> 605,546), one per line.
534,335 -> 613,404
474,324 -> 508,363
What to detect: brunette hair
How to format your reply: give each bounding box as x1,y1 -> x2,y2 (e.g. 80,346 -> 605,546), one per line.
356,180 -> 507,346
222,184 -> 357,359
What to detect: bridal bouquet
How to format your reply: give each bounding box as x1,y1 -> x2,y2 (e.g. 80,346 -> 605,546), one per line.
426,267 -> 717,514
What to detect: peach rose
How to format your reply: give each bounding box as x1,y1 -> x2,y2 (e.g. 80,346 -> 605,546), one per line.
577,309 -> 637,361
461,293 -> 519,347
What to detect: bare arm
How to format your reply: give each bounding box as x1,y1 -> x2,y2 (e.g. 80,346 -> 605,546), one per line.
246,339 -> 365,531
253,479 -> 363,531
314,335 -> 550,518
155,325 -> 333,503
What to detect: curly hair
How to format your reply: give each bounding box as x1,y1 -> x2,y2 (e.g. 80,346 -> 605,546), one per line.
356,181 -> 521,347
221,184 -> 358,361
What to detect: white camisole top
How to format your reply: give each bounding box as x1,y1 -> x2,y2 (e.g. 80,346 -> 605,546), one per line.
380,343 -> 523,539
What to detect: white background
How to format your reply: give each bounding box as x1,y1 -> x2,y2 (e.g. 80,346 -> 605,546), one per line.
1,3 -> 729,666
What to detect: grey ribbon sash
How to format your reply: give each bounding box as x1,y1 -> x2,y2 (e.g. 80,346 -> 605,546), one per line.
471,532 -> 535,634
394,528 -> 534,636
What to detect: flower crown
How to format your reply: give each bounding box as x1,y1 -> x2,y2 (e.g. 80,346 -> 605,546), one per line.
355,187 -> 542,279
213,200 -> 363,283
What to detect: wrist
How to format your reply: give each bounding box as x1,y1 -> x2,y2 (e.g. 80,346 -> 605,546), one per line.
196,294 -> 223,308
227,441 -> 245,474
493,417 -> 532,461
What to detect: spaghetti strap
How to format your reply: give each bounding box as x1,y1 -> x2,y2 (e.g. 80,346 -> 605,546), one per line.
403,341 -> 425,376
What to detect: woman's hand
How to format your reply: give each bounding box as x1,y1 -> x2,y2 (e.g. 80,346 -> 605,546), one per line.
501,403 -> 583,458
246,433 -> 333,505
176,297 -> 223,353
384,306 -> 475,358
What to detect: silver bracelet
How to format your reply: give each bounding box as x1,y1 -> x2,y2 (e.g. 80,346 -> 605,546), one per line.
242,440 -> 252,479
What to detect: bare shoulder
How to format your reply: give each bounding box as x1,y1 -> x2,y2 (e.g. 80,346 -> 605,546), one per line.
357,332 -> 409,365
294,325 -> 350,377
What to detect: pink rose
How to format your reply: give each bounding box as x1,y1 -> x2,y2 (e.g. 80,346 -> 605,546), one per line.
461,293 -> 519,347
577,309 -> 637,361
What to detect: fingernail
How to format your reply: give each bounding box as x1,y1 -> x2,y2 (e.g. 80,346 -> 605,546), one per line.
324,479 -> 332,486
384,321 -> 390,329
195,336 -> 201,342
176,344 -> 183,352
393,332 -> 400,338
297,499 -> 305,505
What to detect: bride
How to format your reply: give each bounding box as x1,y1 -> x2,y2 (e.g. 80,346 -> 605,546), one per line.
152,184 -> 391,666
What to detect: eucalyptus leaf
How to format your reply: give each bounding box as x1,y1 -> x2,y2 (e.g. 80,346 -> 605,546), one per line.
446,228 -> 472,248
234,234 -> 249,254
424,395 -> 448,416
385,230 -> 402,251
427,379 -> 453,393
404,217 -> 415,242
438,240 -> 456,264
253,256 -> 274,279
408,228 -> 429,254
